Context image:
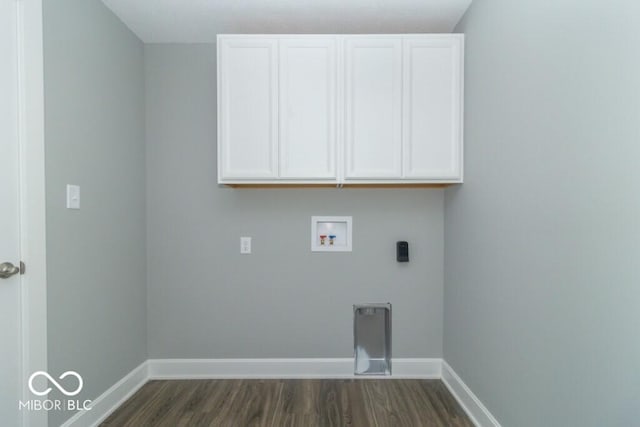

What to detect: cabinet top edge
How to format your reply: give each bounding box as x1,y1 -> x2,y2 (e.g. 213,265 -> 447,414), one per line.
216,34 -> 464,39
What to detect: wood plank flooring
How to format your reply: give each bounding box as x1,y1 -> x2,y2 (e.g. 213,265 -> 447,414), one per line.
101,379 -> 473,427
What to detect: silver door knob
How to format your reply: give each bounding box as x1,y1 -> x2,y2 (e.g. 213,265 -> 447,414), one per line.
0,262 -> 20,279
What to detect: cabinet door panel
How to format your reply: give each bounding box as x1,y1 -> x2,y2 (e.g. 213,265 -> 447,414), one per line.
279,39 -> 337,178
345,38 -> 402,179
403,37 -> 463,180
219,38 -> 278,179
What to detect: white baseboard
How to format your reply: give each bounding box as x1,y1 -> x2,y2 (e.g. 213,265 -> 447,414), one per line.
392,358 -> 441,378
61,361 -> 148,427
147,358 -> 442,379
148,358 -> 354,379
60,358 -> 497,427
441,361 -> 501,427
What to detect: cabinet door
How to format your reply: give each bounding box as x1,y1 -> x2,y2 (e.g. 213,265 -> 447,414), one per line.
218,38 -> 278,179
402,37 -> 463,180
345,38 -> 402,179
279,38 -> 337,179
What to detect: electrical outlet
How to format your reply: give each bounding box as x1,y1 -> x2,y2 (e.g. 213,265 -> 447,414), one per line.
66,184 -> 80,209
240,237 -> 251,254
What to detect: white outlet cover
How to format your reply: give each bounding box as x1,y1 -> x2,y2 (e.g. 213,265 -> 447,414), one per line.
240,237 -> 251,254
66,184 -> 80,209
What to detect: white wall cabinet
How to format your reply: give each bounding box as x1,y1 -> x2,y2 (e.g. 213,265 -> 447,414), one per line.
402,37 -> 463,180
217,34 -> 464,185
279,38 -> 337,179
345,38 -> 402,179
218,38 -> 278,179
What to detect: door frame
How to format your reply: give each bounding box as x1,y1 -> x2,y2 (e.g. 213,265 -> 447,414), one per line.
16,1 -> 47,426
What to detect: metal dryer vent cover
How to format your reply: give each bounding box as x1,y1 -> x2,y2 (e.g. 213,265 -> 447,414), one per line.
353,303 -> 391,376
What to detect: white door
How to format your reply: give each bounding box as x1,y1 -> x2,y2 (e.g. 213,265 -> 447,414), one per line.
0,0 -> 23,425
345,37 -> 402,179
402,37 -> 463,180
279,38 -> 337,179
218,37 -> 278,180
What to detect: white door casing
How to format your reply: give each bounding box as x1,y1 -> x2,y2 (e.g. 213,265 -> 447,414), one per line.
4,1 -> 48,426
1,0 -> 23,424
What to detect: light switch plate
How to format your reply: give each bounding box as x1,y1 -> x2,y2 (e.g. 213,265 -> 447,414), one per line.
240,237 -> 251,254
66,184 -> 80,209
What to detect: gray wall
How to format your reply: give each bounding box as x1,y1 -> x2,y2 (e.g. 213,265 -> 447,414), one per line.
44,1 -> 147,425
145,44 -> 444,358
445,1 -> 640,426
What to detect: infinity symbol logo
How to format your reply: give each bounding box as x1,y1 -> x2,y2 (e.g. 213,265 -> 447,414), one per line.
28,371 -> 84,397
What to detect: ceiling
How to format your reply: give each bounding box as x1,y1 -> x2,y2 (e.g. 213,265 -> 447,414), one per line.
101,0 -> 472,43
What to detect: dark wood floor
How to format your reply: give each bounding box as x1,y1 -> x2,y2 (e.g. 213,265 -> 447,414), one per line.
101,379 -> 473,427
